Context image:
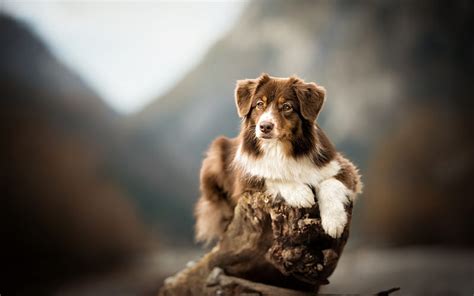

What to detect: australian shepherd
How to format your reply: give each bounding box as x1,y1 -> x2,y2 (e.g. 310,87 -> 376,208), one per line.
195,74 -> 362,244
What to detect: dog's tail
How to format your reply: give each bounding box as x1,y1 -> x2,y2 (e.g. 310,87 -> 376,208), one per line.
194,196 -> 233,245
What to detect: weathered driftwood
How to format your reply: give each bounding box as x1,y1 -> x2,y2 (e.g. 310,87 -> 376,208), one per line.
159,192 -> 352,295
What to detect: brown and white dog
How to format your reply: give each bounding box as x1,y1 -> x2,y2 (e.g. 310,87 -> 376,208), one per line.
195,74 -> 362,244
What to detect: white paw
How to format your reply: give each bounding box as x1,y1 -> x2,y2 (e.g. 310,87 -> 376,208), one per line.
281,183 -> 315,208
266,180 -> 315,208
320,208 -> 347,238
317,178 -> 352,238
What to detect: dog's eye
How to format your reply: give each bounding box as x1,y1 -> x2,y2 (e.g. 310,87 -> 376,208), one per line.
256,100 -> 265,110
282,103 -> 293,112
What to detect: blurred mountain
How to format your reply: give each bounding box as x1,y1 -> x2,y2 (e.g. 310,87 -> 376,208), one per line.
1,10 -> 196,243
0,14 -> 195,293
133,0 -> 474,245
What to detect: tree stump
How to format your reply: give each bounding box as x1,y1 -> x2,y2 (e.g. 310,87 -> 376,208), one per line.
159,192 -> 352,295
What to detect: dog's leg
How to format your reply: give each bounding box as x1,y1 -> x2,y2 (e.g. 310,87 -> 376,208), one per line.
316,178 -> 353,238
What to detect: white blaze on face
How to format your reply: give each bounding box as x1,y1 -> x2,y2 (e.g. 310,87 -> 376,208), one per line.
255,106 -> 277,138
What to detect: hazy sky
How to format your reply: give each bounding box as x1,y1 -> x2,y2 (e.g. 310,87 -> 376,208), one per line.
2,1 -> 247,114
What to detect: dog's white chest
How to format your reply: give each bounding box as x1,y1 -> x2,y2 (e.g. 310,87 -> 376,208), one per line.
234,141 -> 340,184
234,141 -> 341,208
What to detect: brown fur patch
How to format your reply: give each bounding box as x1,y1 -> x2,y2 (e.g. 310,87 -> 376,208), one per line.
335,154 -> 363,193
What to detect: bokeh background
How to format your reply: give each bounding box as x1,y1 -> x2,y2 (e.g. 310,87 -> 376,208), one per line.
1,0 -> 473,295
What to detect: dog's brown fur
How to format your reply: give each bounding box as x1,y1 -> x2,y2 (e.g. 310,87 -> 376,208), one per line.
195,74 -> 361,243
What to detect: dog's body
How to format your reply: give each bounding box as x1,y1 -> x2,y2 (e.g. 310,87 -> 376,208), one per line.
195,74 -> 362,243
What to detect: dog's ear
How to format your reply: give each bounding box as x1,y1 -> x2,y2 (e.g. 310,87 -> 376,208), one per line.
235,73 -> 270,118
291,77 -> 326,122
235,79 -> 257,117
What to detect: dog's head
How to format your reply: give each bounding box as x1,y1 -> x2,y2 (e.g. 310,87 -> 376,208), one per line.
235,73 -> 326,156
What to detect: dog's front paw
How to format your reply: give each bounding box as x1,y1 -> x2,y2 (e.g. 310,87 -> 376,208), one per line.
278,182 -> 315,208
317,178 -> 351,238
320,208 -> 347,238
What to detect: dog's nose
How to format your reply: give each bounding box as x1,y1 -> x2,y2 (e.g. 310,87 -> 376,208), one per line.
259,121 -> 274,134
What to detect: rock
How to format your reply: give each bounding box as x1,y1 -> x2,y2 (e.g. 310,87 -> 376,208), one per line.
159,192 -> 352,295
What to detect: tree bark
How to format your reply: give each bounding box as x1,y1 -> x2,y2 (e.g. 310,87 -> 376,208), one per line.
159,192 -> 352,295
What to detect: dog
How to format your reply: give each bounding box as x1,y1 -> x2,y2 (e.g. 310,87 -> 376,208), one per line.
195,74 -> 362,244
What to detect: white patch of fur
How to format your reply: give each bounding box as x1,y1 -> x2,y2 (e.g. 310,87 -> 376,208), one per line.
234,141 -> 341,184
317,178 -> 353,238
266,179 -> 315,208
255,109 -> 277,138
258,109 -> 276,125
